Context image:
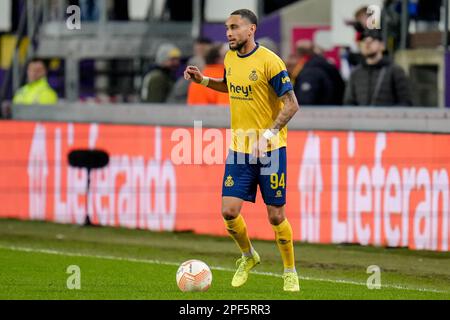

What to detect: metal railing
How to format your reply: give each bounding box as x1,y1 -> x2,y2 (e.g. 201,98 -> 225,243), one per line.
11,103 -> 450,134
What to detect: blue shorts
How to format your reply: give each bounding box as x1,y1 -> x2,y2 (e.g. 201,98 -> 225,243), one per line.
222,147 -> 287,206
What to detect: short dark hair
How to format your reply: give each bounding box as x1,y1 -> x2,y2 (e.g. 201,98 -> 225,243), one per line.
230,9 -> 258,26
28,58 -> 48,70
360,29 -> 383,41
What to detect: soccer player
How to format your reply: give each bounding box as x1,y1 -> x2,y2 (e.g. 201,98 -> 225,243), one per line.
184,9 -> 300,292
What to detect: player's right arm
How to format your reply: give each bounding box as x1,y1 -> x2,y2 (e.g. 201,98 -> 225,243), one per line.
184,66 -> 229,93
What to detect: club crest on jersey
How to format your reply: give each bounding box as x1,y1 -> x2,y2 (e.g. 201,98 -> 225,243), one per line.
225,175 -> 235,187
227,68 -> 232,77
249,70 -> 258,81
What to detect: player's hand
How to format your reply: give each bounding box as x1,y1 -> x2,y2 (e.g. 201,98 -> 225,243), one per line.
252,136 -> 268,158
184,66 -> 204,84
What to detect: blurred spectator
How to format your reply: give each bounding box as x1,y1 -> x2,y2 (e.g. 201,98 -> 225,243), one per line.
344,29 -> 413,106
286,53 -> 299,83
354,6 -> 369,42
187,44 -> 229,106
293,40 -> 345,106
167,56 -> 205,104
165,38 -> 212,103
342,6 -> 368,70
257,37 -> 279,55
12,59 -> 58,105
141,44 -> 181,103
193,37 -> 213,65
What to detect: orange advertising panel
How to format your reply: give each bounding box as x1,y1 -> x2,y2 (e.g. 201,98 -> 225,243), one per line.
0,121 -> 448,251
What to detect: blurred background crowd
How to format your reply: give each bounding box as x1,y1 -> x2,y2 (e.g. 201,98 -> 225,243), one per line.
0,0 -> 449,116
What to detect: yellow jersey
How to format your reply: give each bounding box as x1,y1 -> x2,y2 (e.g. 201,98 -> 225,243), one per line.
224,43 -> 293,154
13,78 -> 58,105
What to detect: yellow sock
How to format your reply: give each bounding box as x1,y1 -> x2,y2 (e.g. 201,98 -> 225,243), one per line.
224,215 -> 252,255
272,219 -> 296,272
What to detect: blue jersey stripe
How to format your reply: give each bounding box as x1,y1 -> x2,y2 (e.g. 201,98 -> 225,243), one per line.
269,70 -> 293,97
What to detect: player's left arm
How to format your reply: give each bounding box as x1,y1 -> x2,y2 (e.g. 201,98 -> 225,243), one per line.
251,90 -> 299,158
251,55 -> 300,158
270,90 -> 300,131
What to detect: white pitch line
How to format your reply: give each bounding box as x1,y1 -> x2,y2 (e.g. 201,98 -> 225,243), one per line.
0,244 -> 447,295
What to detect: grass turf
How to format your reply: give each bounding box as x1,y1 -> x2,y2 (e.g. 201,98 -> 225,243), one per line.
0,219 -> 449,300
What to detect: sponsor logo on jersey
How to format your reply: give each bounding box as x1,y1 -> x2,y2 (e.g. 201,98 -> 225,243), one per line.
229,82 -> 253,98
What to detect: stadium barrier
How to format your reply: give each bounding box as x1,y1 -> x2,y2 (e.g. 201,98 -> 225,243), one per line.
1,104 -> 449,252
11,103 -> 450,133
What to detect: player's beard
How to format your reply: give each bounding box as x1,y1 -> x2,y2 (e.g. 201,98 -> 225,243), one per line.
229,39 -> 247,52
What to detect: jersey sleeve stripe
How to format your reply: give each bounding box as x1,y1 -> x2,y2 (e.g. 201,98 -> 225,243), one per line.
269,70 -> 293,97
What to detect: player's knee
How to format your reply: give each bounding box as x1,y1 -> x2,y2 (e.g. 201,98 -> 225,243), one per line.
222,206 -> 240,220
269,215 -> 285,226
268,207 -> 285,225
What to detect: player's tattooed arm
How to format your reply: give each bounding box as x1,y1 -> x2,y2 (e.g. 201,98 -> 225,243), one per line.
271,90 -> 300,131
252,90 -> 299,158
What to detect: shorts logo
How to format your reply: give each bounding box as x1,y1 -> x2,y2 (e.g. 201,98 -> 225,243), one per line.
275,190 -> 283,198
225,175 -> 235,187
249,70 -> 258,81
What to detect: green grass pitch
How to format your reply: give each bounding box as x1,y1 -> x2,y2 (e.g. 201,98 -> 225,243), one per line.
0,219 -> 449,300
